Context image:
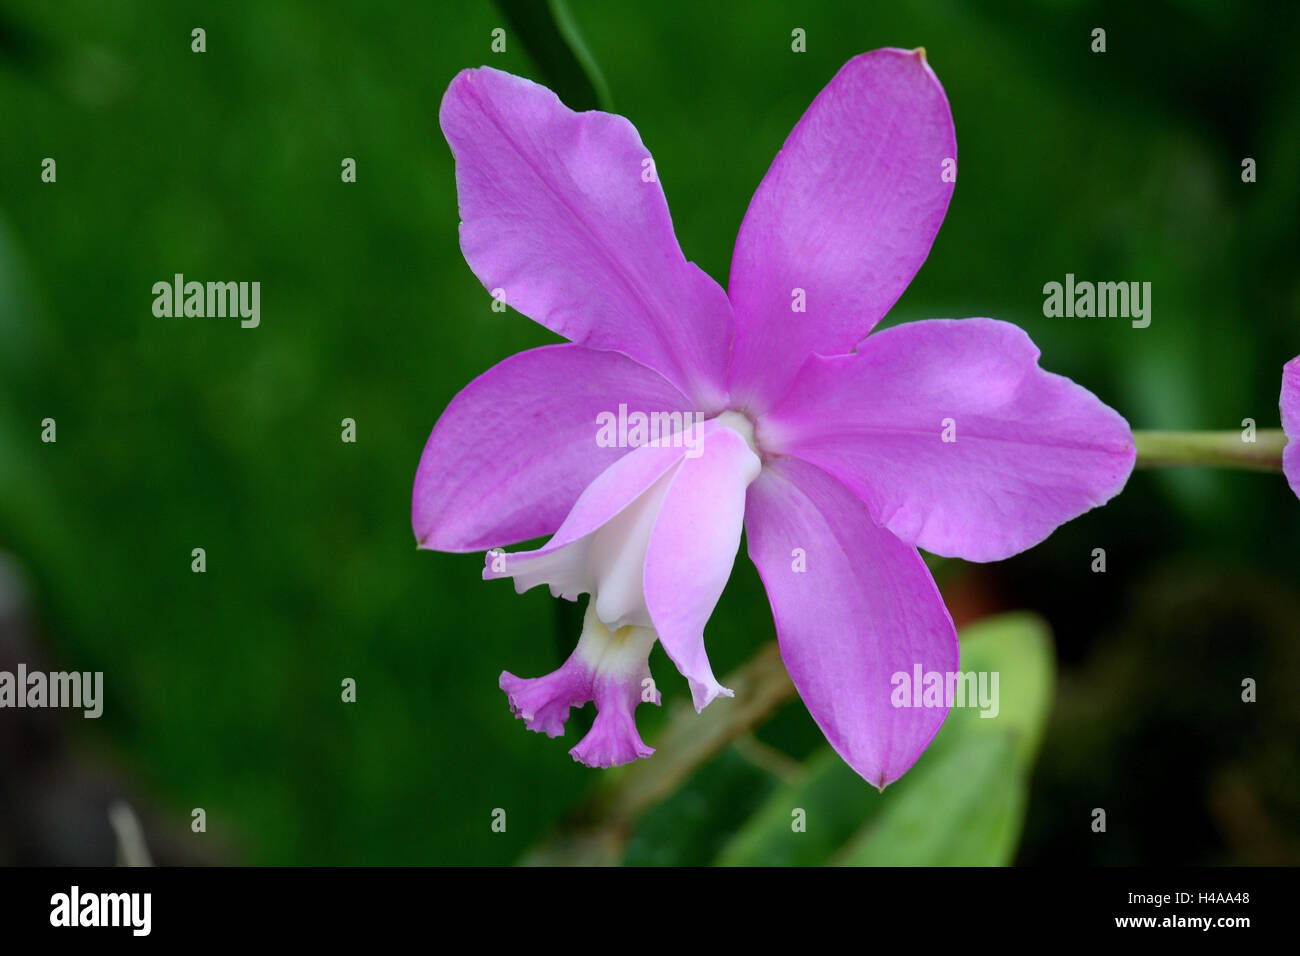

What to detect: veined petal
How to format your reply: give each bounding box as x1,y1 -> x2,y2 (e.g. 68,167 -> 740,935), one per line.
413,344 -> 690,552
1283,356 -> 1300,498
745,457 -> 958,789
727,48 -> 956,413
440,67 -> 733,410
644,421 -> 761,711
759,318 -> 1136,562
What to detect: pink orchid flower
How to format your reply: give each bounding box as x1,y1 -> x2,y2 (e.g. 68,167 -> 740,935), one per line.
1284,356 -> 1299,497
413,49 -> 1135,787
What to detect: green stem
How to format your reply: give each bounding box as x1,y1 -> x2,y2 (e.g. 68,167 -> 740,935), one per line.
1133,429 -> 1288,472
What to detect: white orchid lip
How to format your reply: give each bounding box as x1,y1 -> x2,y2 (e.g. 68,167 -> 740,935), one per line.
486,417 -> 761,635
587,466 -> 676,631
486,417 -> 763,765
483,445 -> 683,632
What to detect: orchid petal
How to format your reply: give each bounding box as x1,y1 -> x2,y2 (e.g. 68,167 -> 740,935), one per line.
643,423 -> 761,710
413,344 -> 690,552
745,456 -> 958,789
1283,356 -> 1300,498
440,66 -> 733,410
759,318 -> 1135,562
726,49 -> 956,412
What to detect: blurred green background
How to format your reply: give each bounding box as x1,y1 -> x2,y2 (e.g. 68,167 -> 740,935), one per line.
1,0 -> 1297,865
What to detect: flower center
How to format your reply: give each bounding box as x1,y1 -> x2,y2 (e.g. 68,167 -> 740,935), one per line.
715,409 -> 760,456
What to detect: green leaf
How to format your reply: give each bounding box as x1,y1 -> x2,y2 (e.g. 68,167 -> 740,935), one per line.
494,0 -> 613,111
714,612 -> 1055,866
940,611 -> 1055,768
622,748 -> 777,866
713,747 -> 882,866
832,730 -> 1026,866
